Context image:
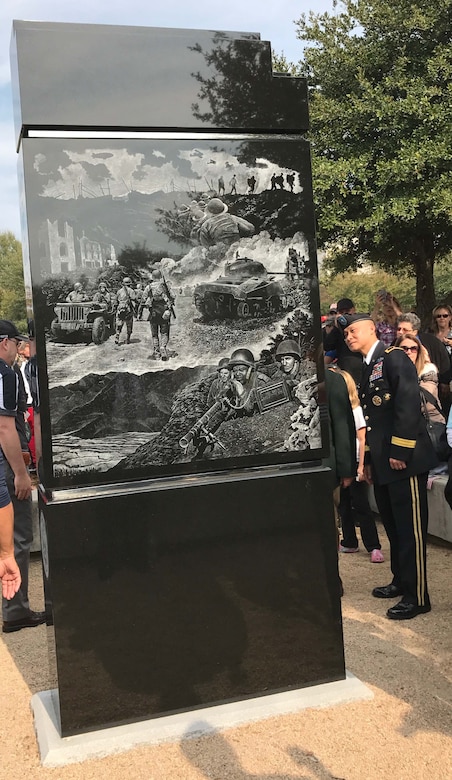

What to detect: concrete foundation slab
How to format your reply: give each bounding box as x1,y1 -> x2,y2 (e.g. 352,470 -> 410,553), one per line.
32,673 -> 373,767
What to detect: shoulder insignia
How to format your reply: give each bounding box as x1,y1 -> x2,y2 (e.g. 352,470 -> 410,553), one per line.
384,346 -> 400,353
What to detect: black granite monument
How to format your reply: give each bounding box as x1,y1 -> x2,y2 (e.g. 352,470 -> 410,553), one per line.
11,20 -> 344,737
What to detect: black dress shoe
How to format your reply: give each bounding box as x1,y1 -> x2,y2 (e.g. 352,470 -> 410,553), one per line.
372,583 -> 404,599
2,610 -> 46,633
386,601 -> 431,620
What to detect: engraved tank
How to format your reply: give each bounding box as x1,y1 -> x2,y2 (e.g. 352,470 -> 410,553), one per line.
193,257 -> 294,319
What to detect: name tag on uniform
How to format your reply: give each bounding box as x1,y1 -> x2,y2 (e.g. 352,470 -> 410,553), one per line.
369,358 -> 383,382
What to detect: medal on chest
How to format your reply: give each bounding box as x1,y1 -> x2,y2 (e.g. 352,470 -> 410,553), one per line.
369,357 -> 383,383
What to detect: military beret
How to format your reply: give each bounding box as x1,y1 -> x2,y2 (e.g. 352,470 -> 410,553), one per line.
338,312 -> 374,328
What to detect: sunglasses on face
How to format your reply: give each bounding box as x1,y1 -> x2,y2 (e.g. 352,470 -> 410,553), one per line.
435,313 -> 450,319
401,345 -> 419,353
0,336 -> 22,346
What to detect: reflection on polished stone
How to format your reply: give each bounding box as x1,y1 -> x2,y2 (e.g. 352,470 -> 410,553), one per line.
43,467 -> 344,736
11,21 -> 308,140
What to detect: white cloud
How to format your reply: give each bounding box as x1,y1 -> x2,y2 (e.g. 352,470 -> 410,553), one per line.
0,0 -> 334,234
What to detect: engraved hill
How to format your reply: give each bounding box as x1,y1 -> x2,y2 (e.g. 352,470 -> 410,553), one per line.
49,366 -> 211,438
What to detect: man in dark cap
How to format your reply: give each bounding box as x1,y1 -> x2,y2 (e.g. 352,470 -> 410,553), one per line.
0,320 -> 45,632
343,313 -> 437,619
323,297 -> 363,384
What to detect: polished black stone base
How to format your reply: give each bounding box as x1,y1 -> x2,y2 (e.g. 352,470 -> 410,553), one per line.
40,465 -> 344,736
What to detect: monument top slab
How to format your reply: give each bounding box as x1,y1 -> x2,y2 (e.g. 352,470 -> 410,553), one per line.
11,20 -> 308,146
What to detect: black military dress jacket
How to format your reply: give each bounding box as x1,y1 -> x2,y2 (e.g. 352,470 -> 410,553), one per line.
359,341 -> 436,485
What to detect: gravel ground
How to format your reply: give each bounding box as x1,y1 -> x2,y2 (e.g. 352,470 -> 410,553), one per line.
0,526 -> 451,779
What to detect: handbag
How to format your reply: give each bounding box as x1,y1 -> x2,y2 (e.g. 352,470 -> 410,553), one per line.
420,388 -> 450,462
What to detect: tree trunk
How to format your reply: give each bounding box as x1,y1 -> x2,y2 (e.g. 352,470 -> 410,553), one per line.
413,236 -> 436,328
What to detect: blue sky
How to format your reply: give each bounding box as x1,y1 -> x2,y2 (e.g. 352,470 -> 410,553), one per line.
0,0 -> 334,237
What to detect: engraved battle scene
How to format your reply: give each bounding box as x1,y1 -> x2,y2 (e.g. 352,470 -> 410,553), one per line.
23,138 -> 324,484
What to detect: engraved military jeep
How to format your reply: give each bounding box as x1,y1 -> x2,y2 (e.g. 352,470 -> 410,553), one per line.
50,302 -> 115,344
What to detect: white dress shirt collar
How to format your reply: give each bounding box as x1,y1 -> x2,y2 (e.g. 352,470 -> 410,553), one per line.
364,339 -> 380,365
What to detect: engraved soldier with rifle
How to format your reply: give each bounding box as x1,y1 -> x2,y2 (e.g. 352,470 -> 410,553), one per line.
114,277 -> 136,346
142,269 -> 175,361
180,348 -> 269,457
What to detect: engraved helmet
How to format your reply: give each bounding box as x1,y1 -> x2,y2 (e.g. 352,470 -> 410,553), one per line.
275,339 -> 301,360
123,277 -> 132,285
217,357 -> 230,371
205,198 -> 228,215
228,348 -> 255,368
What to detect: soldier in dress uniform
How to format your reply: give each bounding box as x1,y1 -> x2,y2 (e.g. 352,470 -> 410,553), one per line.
343,313 -> 437,619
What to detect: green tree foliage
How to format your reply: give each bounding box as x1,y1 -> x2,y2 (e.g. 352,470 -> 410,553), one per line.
319,267 -> 416,314
0,232 -> 27,331
296,0 -> 452,323
271,52 -> 303,77
433,253 -> 452,304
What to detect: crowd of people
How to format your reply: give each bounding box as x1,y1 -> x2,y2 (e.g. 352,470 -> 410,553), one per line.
1,290 -> 451,625
323,295 -> 452,620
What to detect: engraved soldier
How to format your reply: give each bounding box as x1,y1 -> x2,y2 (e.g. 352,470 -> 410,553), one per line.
285,248 -> 300,281
343,313 -> 437,620
179,349 -> 269,457
93,281 -> 113,310
66,281 -> 87,302
227,348 -> 269,416
134,282 -> 144,319
274,339 -> 302,398
206,358 -> 232,407
198,198 -> 254,248
286,172 -> 295,192
143,269 -> 174,361
114,277 -> 135,346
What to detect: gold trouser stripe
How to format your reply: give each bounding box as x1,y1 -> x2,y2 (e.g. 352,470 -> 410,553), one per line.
391,436 -> 416,448
410,475 -> 425,606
